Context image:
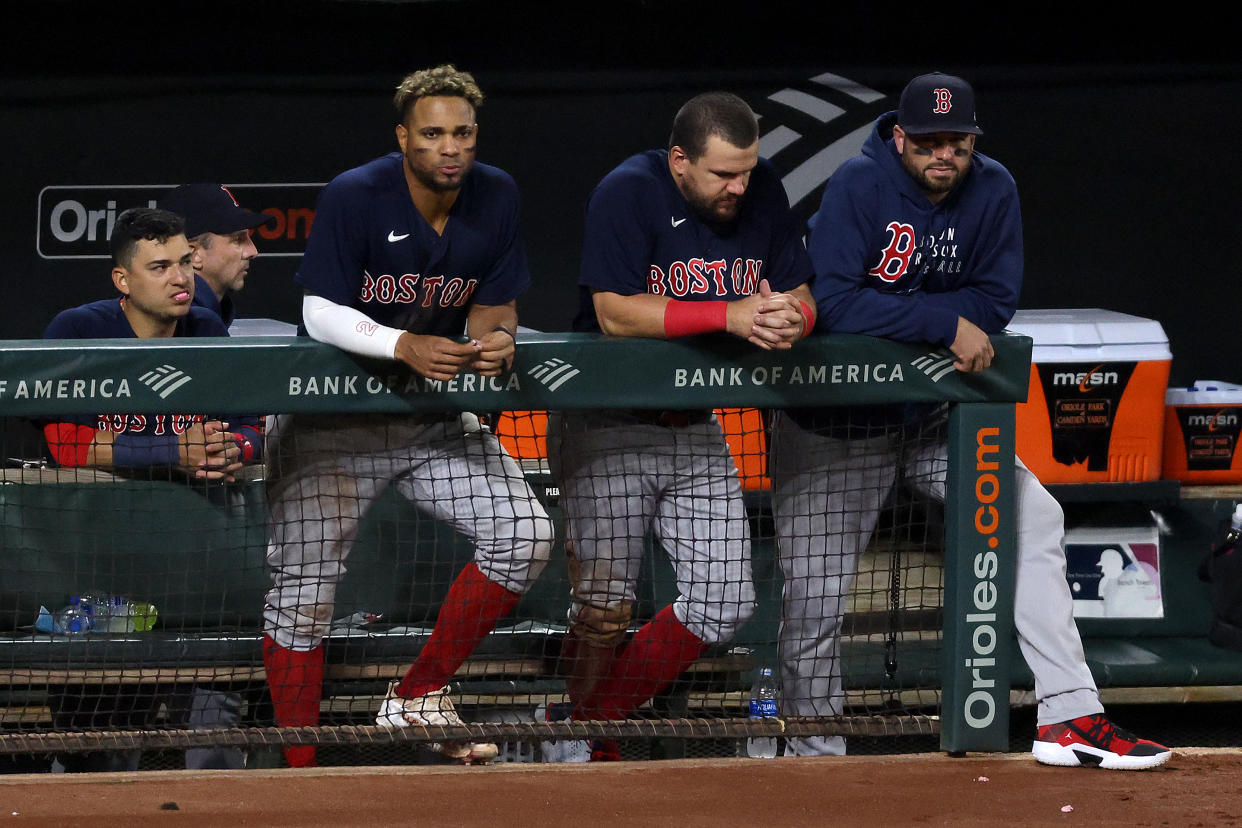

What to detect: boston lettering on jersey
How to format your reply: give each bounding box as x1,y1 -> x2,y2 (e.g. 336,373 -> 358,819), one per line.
358,271 -> 478,307
647,258 -> 763,297
96,413 -> 206,435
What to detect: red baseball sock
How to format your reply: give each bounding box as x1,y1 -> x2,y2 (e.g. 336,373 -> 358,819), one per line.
396,562 -> 521,699
263,635 -> 324,768
575,605 -> 706,721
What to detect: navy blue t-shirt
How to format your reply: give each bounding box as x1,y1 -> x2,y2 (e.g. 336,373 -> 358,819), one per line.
191,273 -> 234,327
574,150 -> 812,332
297,152 -> 531,338
41,299 -> 263,461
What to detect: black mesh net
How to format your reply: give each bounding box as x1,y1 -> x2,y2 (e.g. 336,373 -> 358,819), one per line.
0,405 -> 950,767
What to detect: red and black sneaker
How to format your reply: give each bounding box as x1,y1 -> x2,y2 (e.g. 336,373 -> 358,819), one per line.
590,737 -> 622,762
1033,714 -> 1171,770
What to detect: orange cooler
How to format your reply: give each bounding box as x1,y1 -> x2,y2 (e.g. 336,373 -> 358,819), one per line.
1163,381 -> 1242,484
1008,309 -> 1171,484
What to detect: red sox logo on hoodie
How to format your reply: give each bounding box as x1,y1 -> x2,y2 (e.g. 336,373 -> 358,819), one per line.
868,221 -> 916,282
869,219 -> 964,285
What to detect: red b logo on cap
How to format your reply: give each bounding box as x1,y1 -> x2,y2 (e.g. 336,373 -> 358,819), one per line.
933,88 -> 952,114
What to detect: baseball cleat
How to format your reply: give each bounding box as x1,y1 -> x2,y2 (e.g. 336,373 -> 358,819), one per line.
375,681 -> 498,764
590,737 -> 622,762
1032,714 -> 1171,770
537,701 -> 591,763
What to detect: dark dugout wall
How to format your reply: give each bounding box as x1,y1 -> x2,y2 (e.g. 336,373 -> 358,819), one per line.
3,0 -> 1238,386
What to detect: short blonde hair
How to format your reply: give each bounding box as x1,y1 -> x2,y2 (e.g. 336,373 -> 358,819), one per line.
393,64 -> 484,124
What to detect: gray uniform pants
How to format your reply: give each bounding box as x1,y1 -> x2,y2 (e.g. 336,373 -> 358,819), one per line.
769,411 -> 1102,756
554,413 -> 756,644
175,687 -> 246,770
264,413 -> 554,651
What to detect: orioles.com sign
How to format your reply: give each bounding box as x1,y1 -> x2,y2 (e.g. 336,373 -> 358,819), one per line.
37,183 -> 326,259
962,425 -> 1005,729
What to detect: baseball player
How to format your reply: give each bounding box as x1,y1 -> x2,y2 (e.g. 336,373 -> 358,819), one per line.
261,64 -> 553,767
43,207 -> 261,479
41,207 -> 263,772
555,91 -> 815,761
159,183 -> 274,328
769,72 -> 1171,769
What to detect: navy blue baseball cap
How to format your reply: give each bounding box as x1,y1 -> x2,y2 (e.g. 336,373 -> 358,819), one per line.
159,183 -> 275,238
897,73 -> 983,136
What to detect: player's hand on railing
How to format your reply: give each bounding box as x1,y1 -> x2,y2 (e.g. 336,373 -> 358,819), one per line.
470,326 -> 515,376
751,279 -> 805,349
181,420 -> 243,481
394,331 -> 480,381
950,316 -> 995,373
728,279 -> 802,350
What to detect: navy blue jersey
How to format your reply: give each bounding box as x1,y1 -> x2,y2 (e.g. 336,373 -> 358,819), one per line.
574,150 -> 813,332
41,298 -> 263,463
806,112 -> 1023,347
45,298 -> 227,340
297,152 -> 531,338
191,273 -> 234,327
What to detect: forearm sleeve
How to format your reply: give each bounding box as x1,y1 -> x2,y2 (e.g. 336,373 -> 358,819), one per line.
301,294 -> 404,359
112,433 -> 180,467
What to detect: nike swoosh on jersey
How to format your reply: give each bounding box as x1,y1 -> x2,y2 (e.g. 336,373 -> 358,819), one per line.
671,217 -> 687,228
387,231 -> 410,242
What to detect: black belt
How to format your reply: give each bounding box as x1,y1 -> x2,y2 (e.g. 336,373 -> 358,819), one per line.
628,409 -> 713,428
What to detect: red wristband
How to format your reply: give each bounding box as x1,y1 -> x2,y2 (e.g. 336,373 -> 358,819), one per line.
663,300 -> 729,338
799,300 -> 817,338
43,422 -> 95,467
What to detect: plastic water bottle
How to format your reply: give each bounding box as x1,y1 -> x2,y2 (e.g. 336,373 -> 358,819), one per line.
103,596 -> 135,633
90,594 -> 112,631
55,596 -> 94,636
1220,504 -> 1242,550
128,601 -> 158,632
746,666 -> 779,759
78,592 -> 105,630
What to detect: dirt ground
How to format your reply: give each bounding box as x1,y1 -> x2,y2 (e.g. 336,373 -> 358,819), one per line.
1,749 -> 1238,827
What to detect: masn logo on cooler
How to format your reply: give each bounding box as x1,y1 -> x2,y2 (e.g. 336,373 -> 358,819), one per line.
1188,411 -> 1240,429
1051,365 -> 1120,390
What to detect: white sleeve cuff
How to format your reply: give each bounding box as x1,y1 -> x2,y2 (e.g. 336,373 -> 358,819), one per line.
302,294 -> 404,359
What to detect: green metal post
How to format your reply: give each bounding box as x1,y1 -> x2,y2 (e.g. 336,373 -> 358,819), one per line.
941,401 -> 1018,753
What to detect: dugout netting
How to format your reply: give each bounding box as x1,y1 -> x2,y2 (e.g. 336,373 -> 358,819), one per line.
0,333 -> 1028,764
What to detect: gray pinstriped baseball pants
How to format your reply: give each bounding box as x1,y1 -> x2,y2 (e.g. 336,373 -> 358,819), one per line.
769,410 -> 1102,756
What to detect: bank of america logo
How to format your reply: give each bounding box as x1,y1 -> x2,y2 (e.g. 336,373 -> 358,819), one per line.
910,351 -> 957,382
139,364 -> 193,398
527,358 -> 580,391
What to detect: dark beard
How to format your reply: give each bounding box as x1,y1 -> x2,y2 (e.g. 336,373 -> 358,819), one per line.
686,190 -> 742,227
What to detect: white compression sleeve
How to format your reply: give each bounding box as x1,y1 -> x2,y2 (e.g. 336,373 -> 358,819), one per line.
301,294 -> 405,360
